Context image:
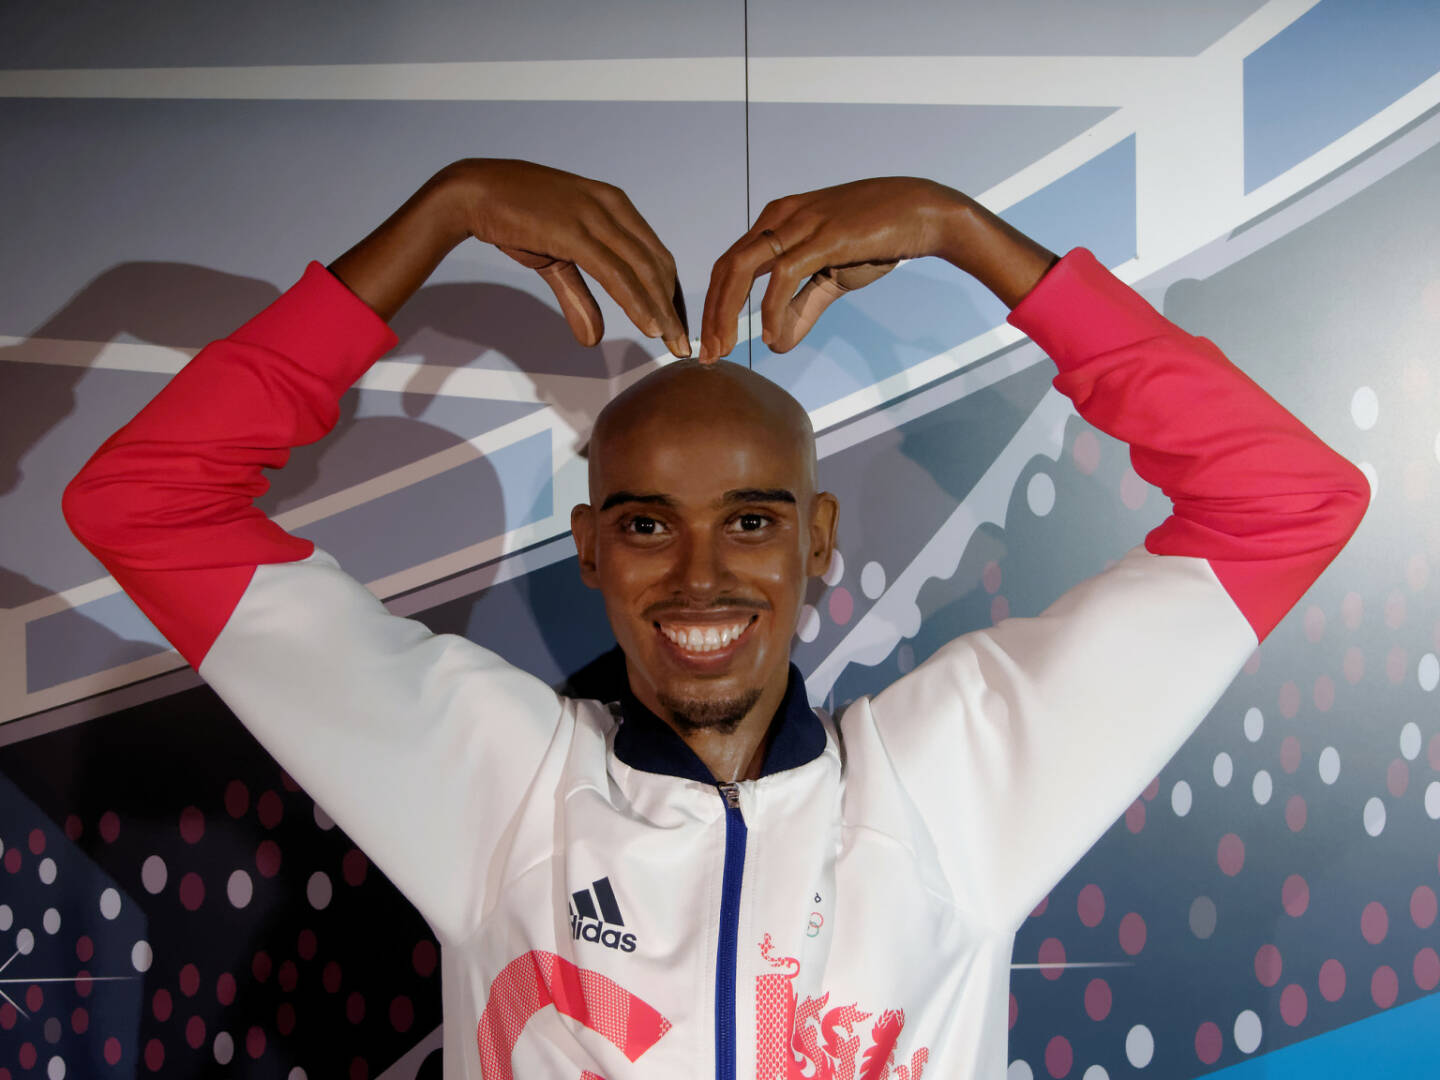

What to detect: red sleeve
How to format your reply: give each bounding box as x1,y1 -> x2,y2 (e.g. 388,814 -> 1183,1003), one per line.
1007,248 -> 1369,641
62,263 -> 399,668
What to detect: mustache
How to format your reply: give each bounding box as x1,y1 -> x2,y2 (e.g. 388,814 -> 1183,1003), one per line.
643,597 -> 771,619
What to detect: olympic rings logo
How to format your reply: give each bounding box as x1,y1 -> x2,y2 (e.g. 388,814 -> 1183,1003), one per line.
806,911 -> 824,937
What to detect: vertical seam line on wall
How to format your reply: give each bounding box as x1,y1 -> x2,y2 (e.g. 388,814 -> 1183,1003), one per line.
743,0 -> 752,369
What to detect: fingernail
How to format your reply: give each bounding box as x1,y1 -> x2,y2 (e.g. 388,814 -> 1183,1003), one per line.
761,327 -> 773,346
667,336 -> 691,358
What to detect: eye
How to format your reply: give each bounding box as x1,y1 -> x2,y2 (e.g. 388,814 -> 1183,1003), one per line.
623,515 -> 667,536
730,512 -> 774,534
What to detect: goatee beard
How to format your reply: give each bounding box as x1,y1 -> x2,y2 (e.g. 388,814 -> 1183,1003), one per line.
658,687 -> 763,735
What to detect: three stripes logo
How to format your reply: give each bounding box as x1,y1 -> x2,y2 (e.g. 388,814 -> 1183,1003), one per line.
568,877 -> 638,953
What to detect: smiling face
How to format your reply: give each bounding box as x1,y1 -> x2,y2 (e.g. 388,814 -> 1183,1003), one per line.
572,361 -> 837,738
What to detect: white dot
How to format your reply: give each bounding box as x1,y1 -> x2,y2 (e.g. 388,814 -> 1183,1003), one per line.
141,855 -> 168,894
47,1056 -> 65,1080
795,604 -> 820,643
1350,386 -> 1379,430
16,928 -> 34,955
1419,654 -> 1439,692
0,904 -> 11,931
1125,1024 -> 1154,1067
1082,1069 -> 1110,1080
1213,752 -> 1233,787
1363,797 -> 1386,837
227,869 -> 254,909
1243,707 -> 1263,742
42,908 -> 60,935
99,887 -> 121,920
131,940 -> 153,973
313,804 -> 336,831
822,550 -> 845,587
1171,780 -> 1193,817
214,1032 -> 234,1065
307,871 -> 333,910
288,1070 -> 308,1080
1425,781 -> 1440,820
1318,746 -> 1341,785
1027,472 -> 1056,517
38,857 -> 57,885
1234,1009 -> 1263,1053
1401,722 -> 1422,760
1007,1062 -> 1033,1080
1252,770 -> 1273,806
860,561 -> 886,599
1358,462 -> 1378,497
0,836 -> 4,857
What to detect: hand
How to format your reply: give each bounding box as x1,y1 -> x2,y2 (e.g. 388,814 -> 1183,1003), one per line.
448,159 -> 690,357
699,177 -> 965,360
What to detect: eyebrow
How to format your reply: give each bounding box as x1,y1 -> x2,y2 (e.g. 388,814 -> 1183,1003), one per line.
598,488 -> 797,512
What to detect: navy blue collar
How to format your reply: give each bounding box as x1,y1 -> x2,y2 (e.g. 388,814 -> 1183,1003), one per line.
612,663 -> 826,783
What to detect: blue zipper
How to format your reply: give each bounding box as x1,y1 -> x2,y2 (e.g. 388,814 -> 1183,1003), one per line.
715,781 -> 748,1080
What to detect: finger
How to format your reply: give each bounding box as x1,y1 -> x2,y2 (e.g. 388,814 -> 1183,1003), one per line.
566,236 -> 680,348
769,260 -> 898,353
590,217 -> 689,356
700,230 -> 787,361
760,244 -> 832,349
499,244 -> 605,346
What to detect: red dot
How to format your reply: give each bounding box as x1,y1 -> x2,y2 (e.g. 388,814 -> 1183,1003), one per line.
64,814 -> 83,841
217,972 -> 237,1006
18,1044 -> 35,1070
4,848 -> 20,873
1244,649 -> 1261,675
277,1003 -> 296,1036
257,790 -> 284,829
1303,605 -> 1326,641
1142,776 -> 1160,802
144,1038 -> 164,1071
990,595 -> 1010,624
1343,646 -> 1365,684
1030,894 -> 1049,918
298,928 -> 318,960
346,991 -> 366,1024
828,587 -> 854,626
1278,681 -> 1300,718
1361,901 -> 1389,944
1372,965 -> 1399,1008
1255,944 -> 1283,987
71,1007 -> 88,1034
982,560 -> 1002,594
1195,1021 -> 1222,1064
1038,937 -> 1066,980
1282,874 -> 1310,917
342,849 -> 368,887
1084,978 -> 1111,1021
1412,886 -> 1438,929
255,840 -> 282,878
278,960 -> 298,993
252,951 -> 272,983
153,988 -> 172,1022
1218,833 -> 1245,876
1385,591 -> 1406,629
1388,759 -> 1409,798
246,1026 -> 266,1059
350,1059 -> 369,1080
0,1003 -> 14,1029
179,872 -> 205,911
99,811 -> 121,843
281,769 -> 302,793
27,828 -> 45,855
1313,675 -> 1335,712
1280,736 -> 1301,774
323,961 -> 343,994
1415,948 -> 1440,991
1125,799 -> 1146,834
76,935 -> 94,962
1009,992 -> 1019,1030
1072,430 -> 1100,475
1285,795 -> 1307,832
390,995 -> 414,1033
412,940 -> 438,978
185,1016 -> 206,1049
1386,646 -> 1407,685
1341,590 -> 1363,629
104,1037 -> 122,1065
1076,884 -> 1105,928
224,780 -> 250,818
25,985 -> 42,1012
1280,983 -> 1308,1026
1045,1034 -> 1073,1078
75,970 -> 92,997
1118,912 -> 1147,956
179,964 -> 200,997
179,806 -> 205,844
1319,958 -> 1346,1002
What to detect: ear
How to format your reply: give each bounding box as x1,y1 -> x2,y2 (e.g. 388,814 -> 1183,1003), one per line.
805,491 -> 839,579
571,503 -> 601,589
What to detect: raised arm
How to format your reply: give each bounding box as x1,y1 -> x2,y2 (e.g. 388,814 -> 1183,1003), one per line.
703,178 -> 1370,926
62,160 -> 689,939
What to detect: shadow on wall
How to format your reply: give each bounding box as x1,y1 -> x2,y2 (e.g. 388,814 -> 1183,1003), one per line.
4,260 -> 639,698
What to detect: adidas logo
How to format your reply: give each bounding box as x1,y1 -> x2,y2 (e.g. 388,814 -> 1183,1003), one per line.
568,877 -> 638,953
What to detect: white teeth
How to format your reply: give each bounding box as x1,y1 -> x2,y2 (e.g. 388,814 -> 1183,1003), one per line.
660,622 -> 750,653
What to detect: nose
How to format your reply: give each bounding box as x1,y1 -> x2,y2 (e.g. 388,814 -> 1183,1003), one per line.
672,530 -> 731,599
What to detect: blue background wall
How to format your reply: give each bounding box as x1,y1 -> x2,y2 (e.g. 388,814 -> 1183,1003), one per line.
2,1 -> 1438,1077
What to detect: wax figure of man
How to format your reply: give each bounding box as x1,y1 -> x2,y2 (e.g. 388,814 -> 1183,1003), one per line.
65,159 -> 1368,1079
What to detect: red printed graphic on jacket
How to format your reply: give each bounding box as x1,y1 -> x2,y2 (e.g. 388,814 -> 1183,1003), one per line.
755,935 -> 929,1080
477,950 -> 670,1080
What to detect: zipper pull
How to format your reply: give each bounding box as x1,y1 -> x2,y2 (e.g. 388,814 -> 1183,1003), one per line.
717,781 -> 742,810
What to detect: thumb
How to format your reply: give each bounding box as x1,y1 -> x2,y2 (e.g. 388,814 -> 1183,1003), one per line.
771,260 -> 897,353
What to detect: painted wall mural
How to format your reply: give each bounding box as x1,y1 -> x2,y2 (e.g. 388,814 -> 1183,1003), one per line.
1,1 -> 1438,1077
